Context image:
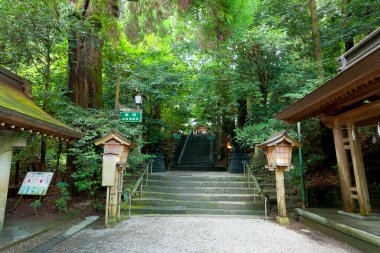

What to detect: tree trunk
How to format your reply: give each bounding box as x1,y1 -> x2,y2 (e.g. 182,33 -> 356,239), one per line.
65,142 -> 76,193
53,140 -> 63,183
68,32 -> 103,109
40,47 -> 52,171
308,0 -> 324,78
342,0 -> 354,51
237,99 -> 247,128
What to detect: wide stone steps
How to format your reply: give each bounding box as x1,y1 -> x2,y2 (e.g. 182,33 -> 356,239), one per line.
143,185 -> 256,194
123,171 -> 265,216
148,174 -> 244,182
143,192 -> 259,201
124,206 -> 264,215
171,166 -> 226,172
132,199 -> 263,210
147,180 -> 249,188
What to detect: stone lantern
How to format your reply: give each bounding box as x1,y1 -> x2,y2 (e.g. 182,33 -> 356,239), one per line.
95,130 -> 136,226
257,131 -> 302,225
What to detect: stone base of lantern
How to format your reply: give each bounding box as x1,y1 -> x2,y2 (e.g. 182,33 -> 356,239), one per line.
276,216 -> 289,225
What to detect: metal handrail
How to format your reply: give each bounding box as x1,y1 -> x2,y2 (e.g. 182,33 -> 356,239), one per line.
128,159 -> 154,218
209,137 -> 213,165
177,134 -> 190,166
243,161 -> 268,219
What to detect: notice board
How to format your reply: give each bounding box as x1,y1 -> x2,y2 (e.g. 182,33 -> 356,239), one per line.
18,172 -> 54,195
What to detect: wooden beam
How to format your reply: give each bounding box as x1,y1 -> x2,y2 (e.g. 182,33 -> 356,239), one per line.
325,80 -> 380,114
347,122 -> 371,216
336,99 -> 380,124
332,127 -> 354,213
321,99 -> 380,128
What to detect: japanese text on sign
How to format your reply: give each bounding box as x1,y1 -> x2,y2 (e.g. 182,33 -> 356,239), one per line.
18,172 -> 54,195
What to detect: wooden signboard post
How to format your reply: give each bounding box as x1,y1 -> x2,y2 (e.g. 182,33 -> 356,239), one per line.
95,130 -> 136,227
258,131 -> 302,225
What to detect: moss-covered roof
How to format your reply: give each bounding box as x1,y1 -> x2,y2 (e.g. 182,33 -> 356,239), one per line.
0,68 -> 82,140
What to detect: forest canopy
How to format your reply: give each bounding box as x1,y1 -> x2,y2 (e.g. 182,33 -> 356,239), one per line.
1,0 -> 379,207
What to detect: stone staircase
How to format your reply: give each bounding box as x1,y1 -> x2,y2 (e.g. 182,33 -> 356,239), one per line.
122,171 -> 266,216
173,134 -> 225,171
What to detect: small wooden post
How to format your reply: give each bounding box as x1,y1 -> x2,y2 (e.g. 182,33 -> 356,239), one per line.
347,123 -> 371,216
105,186 -> 110,226
332,127 -> 354,213
275,168 -> 289,225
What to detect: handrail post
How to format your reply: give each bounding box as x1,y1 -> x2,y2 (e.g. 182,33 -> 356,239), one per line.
265,197 -> 268,220
128,193 -> 132,218
140,183 -> 143,199
178,134 -> 190,166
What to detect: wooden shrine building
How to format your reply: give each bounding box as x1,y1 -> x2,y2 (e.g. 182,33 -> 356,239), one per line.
276,28 -> 380,216
0,67 -> 82,229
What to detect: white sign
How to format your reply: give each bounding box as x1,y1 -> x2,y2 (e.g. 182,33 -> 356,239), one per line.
18,172 -> 54,195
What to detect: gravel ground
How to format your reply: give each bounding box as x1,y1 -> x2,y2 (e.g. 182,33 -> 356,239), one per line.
47,216 -> 361,253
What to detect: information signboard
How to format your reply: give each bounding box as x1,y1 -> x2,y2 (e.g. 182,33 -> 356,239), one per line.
173,133 -> 182,140
119,108 -> 142,123
18,172 -> 54,195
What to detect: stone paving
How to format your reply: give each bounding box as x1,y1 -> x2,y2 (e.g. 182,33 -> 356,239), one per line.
48,216 -> 361,253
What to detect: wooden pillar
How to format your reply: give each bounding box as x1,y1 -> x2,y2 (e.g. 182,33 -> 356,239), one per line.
275,168 -> 289,225
347,123 -> 371,216
0,131 -> 26,230
108,170 -> 119,221
332,127 -> 354,212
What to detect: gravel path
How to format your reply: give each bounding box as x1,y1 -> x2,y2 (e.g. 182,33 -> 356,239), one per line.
48,216 -> 360,253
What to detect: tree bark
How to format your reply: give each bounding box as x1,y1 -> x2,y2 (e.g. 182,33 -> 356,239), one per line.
67,0 -> 103,109
40,47 -> 52,171
237,99 -> 247,128
308,0 -> 324,78
68,31 -> 103,109
342,0 -> 354,51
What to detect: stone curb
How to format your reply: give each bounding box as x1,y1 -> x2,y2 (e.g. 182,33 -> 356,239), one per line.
27,216 -> 99,253
295,208 -> 380,247
0,209 -> 81,252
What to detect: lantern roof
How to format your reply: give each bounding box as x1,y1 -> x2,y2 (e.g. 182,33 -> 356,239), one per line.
95,129 -> 137,148
257,131 -> 302,148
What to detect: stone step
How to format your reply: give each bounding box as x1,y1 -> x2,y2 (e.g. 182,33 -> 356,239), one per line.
171,166 -> 227,172
187,208 -> 265,216
131,198 -> 264,210
124,206 -> 264,216
147,180 -> 250,188
144,186 -> 256,194
144,192 -> 260,201
148,174 -> 245,182
126,205 -> 188,215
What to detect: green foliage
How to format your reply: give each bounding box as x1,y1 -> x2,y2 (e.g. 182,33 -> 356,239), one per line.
30,200 -> 42,215
53,100 -> 142,208
234,119 -> 293,148
55,182 -> 70,213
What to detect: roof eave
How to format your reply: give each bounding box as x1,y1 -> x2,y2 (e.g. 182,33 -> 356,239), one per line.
0,107 -> 83,141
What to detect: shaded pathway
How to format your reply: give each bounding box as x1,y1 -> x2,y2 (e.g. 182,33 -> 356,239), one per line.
48,216 -> 360,253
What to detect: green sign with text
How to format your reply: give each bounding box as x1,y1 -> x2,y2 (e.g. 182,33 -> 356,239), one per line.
120,109 -> 142,123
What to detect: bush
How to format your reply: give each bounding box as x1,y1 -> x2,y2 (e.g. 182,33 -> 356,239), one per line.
55,181 -> 70,212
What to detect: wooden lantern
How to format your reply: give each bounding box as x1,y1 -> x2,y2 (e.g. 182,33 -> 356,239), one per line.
258,131 -> 302,225
95,130 -> 136,226
258,131 -> 301,171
